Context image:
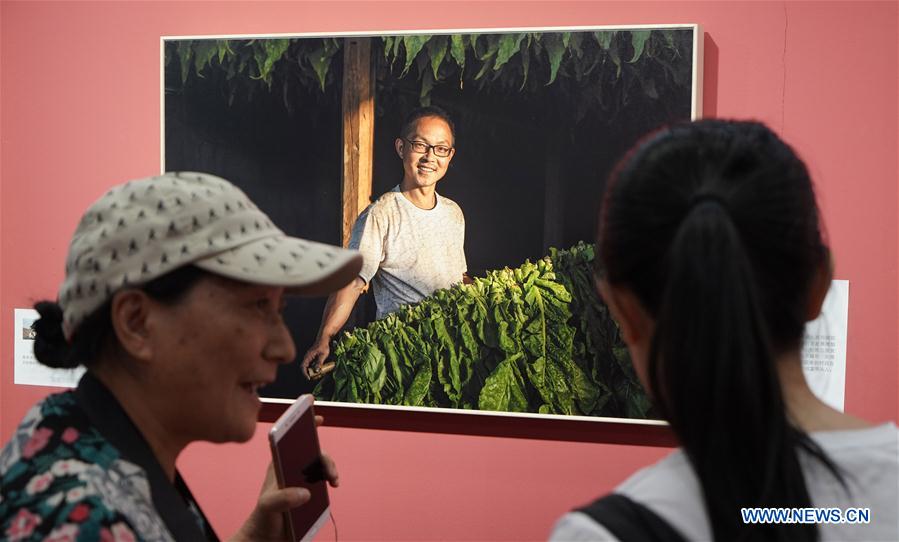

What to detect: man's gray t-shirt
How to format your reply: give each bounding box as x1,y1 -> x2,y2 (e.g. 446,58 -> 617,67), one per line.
348,186 -> 466,318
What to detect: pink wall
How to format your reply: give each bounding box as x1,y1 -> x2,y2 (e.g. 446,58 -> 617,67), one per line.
2,2 -> 896,540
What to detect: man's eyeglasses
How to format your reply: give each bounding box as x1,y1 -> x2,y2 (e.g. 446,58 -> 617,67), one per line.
403,138 -> 453,158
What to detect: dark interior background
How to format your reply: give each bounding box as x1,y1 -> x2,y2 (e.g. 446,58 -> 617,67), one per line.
164,30 -> 693,398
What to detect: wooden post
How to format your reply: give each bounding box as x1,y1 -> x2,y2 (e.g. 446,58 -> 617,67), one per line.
341,37 -> 375,247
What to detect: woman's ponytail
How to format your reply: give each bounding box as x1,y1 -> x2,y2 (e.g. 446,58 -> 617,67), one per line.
650,199 -> 815,541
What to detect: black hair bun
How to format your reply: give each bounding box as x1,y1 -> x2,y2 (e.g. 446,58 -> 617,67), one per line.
33,301 -> 79,369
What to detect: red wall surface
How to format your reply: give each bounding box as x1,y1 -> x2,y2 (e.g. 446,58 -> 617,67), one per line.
2,2 -> 896,540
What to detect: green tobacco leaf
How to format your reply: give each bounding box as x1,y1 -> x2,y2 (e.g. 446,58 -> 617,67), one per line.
594,31 -> 614,50
426,35 -> 448,80
450,34 -> 466,70
469,33 -> 484,58
385,34 -> 403,69
545,354 -> 574,413
164,42 -> 174,68
305,39 -> 338,92
494,33 -> 525,71
383,36 -> 394,59
216,40 -> 231,64
360,342 -> 387,399
629,30 -> 652,63
543,33 -> 565,86
250,39 -> 290,89
379,331 -> 406,404
456,305 -> 480,361
519,43 -> 531,91
398,324 -> 425,371
568,32 -> 584,57
177,40 -> 194,84
479,353 -> 528,412
431,310 -> 461,403
605,33 -> 622,78
564,354 -> 603,415
478,34 -> 500,61
660,29 -> 676,49
265,40 -> 289,68
525,356 -> 550,407
401,35 -> 430,76
474,56 -> 494,81
534,278 -> 572,304
404,365 -> 431,406
192,43 -> 214,77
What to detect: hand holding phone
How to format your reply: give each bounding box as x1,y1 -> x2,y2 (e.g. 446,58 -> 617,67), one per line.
268,395 -> 331,542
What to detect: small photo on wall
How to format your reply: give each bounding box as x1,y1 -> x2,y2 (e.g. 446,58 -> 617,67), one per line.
22,318 -> 36,340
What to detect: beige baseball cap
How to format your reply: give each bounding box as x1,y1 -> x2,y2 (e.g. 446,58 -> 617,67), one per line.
60,172 -> 362,340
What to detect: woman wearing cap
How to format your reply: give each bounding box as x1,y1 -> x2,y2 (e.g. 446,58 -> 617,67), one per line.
0,172 -> 363,541
551,121 -> 897,540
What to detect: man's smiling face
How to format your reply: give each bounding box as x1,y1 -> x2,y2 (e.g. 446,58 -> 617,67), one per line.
396,115 -> 455,191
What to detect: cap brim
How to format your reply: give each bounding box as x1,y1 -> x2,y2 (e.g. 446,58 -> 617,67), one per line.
193,235 -> 363,296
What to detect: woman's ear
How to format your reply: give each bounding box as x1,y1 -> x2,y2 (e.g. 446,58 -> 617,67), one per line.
805,253 -> 834,321
596,277 -> 655,390
595,277 -> 653,347
109,289 -> 154,361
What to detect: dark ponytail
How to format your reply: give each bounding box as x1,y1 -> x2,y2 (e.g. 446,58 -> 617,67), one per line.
598,120 -> 842,541
32,265 -> 209,369
651,200 -> 816,541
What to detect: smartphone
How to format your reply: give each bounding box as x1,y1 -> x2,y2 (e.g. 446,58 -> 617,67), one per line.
269,394 -> 330,542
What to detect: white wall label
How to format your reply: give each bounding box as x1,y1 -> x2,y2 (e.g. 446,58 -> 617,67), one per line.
801,280 -> 849,411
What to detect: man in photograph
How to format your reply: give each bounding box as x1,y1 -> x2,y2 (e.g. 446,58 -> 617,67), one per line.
301,106 -> 467,379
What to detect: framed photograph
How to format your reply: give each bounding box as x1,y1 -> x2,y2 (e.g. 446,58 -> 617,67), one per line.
162,25 -> 702,427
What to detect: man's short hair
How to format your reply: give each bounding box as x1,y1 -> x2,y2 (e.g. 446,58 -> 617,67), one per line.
400,105 -> 456,144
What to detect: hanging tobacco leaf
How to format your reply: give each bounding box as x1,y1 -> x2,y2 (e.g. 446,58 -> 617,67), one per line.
543,32 -> 566,86
400,34 -> 429,77
494,33 -> 526,71
629,30 -> 652,63
304,38 -> 338,92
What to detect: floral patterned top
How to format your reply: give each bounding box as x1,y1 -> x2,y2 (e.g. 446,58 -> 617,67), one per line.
0,373 -> 218,541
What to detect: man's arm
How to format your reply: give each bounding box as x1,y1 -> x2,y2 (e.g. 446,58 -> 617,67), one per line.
301,277 -> 367,379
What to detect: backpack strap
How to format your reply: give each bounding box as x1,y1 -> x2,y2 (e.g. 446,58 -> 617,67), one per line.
575,493 -> 687,542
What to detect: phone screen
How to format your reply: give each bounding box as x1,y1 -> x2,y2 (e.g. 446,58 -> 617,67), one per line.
273,403 -> 329,541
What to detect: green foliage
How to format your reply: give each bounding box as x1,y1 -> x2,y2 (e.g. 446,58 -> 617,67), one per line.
164,37 -> 340,112
304,38 -> 340,91
165,29 -> 692,119
543,32 -> 566,85
400,35 -> 430,77
315,242 -> 653,419
629,30 -> 652,63
494,33 -> 526,71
